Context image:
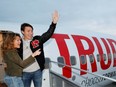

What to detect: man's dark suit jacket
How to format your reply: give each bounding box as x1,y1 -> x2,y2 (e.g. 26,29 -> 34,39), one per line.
18,22 -> 56,71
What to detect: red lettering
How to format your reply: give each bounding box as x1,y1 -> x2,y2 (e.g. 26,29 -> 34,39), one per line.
52,34 -> 72,78
101,38 -> 111,68
93,37 -> 111,70
72,35 -> 97,75
107,39 -> 116,67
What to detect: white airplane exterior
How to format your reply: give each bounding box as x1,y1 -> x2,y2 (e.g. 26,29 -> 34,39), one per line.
0,22 -> 116,87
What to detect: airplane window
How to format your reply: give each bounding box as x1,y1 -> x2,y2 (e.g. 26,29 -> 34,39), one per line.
113,52 -> 116,59
97,54 -> 100,62
108,53 -> 112,60
70,56 -> 76,65
89,54 -> 94,63
80,55 -> 86,65
57,56 -> 65,67
103,54 -> 106,61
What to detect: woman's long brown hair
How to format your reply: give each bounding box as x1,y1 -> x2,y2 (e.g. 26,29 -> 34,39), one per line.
1,32 -> 21,54
0,31 -> 15,59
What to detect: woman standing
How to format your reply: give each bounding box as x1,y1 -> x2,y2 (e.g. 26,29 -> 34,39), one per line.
2,32 -> 41,87
0,31 -> 14,87
0,31 -> 5,82
0,31 -> 7,86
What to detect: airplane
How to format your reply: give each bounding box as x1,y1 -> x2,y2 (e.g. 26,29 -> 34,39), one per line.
0,22 -> 116,87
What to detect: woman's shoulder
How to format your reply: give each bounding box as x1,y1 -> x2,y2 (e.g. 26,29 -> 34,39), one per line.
5,49 -> 17,54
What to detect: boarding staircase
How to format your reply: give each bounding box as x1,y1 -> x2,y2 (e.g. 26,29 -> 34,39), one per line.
48,61 -> 116,87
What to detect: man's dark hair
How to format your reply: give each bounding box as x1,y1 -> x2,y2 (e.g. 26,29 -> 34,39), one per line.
21,23 -> 33,31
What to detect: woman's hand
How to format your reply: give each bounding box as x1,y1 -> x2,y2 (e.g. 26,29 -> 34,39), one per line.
32,49 -> 41,57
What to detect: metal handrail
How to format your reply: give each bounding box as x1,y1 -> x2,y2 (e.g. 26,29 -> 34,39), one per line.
49,61 -> 81,87
49,61 -> 116,82
50,70 -> 80,87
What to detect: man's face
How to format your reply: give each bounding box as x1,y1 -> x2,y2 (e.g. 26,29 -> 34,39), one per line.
22,26 -> 33,40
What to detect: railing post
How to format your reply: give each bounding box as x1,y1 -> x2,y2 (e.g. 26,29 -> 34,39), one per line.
49,61 -> 51,87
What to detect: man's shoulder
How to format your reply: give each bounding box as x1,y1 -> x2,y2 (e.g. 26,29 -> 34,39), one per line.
34,35 -> 40,37
33,35 -> 41,40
